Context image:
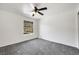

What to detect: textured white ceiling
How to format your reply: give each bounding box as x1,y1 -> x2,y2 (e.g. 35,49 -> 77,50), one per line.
0,3 -> 78,19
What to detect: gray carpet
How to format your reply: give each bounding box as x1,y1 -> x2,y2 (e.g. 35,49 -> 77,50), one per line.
0,38 -> 79,55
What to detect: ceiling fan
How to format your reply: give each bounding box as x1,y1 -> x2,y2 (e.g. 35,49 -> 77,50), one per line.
32,6 -> 47,16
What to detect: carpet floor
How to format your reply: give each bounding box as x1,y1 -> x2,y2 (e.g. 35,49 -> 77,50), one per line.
0,38 -> 79,55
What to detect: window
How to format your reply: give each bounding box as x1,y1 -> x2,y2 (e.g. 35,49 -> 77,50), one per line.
24,20 -> 33,34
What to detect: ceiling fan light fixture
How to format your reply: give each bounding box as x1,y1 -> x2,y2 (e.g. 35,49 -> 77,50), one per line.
32,11 -> 38,16
32,11 -> 35,16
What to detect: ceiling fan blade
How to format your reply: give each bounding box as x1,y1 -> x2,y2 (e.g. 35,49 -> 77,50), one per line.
34,6 -> 38,12
38,11 -> 44,15
38,7 -> 47,11
34,6 -> 37,9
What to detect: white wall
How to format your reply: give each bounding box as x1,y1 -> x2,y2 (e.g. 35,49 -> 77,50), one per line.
39,4 -> 78,48
0,10 -> 38,47
77,5 -> 79,48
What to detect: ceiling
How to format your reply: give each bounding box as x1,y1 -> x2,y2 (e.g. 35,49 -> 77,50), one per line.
0,3 -> 78,19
